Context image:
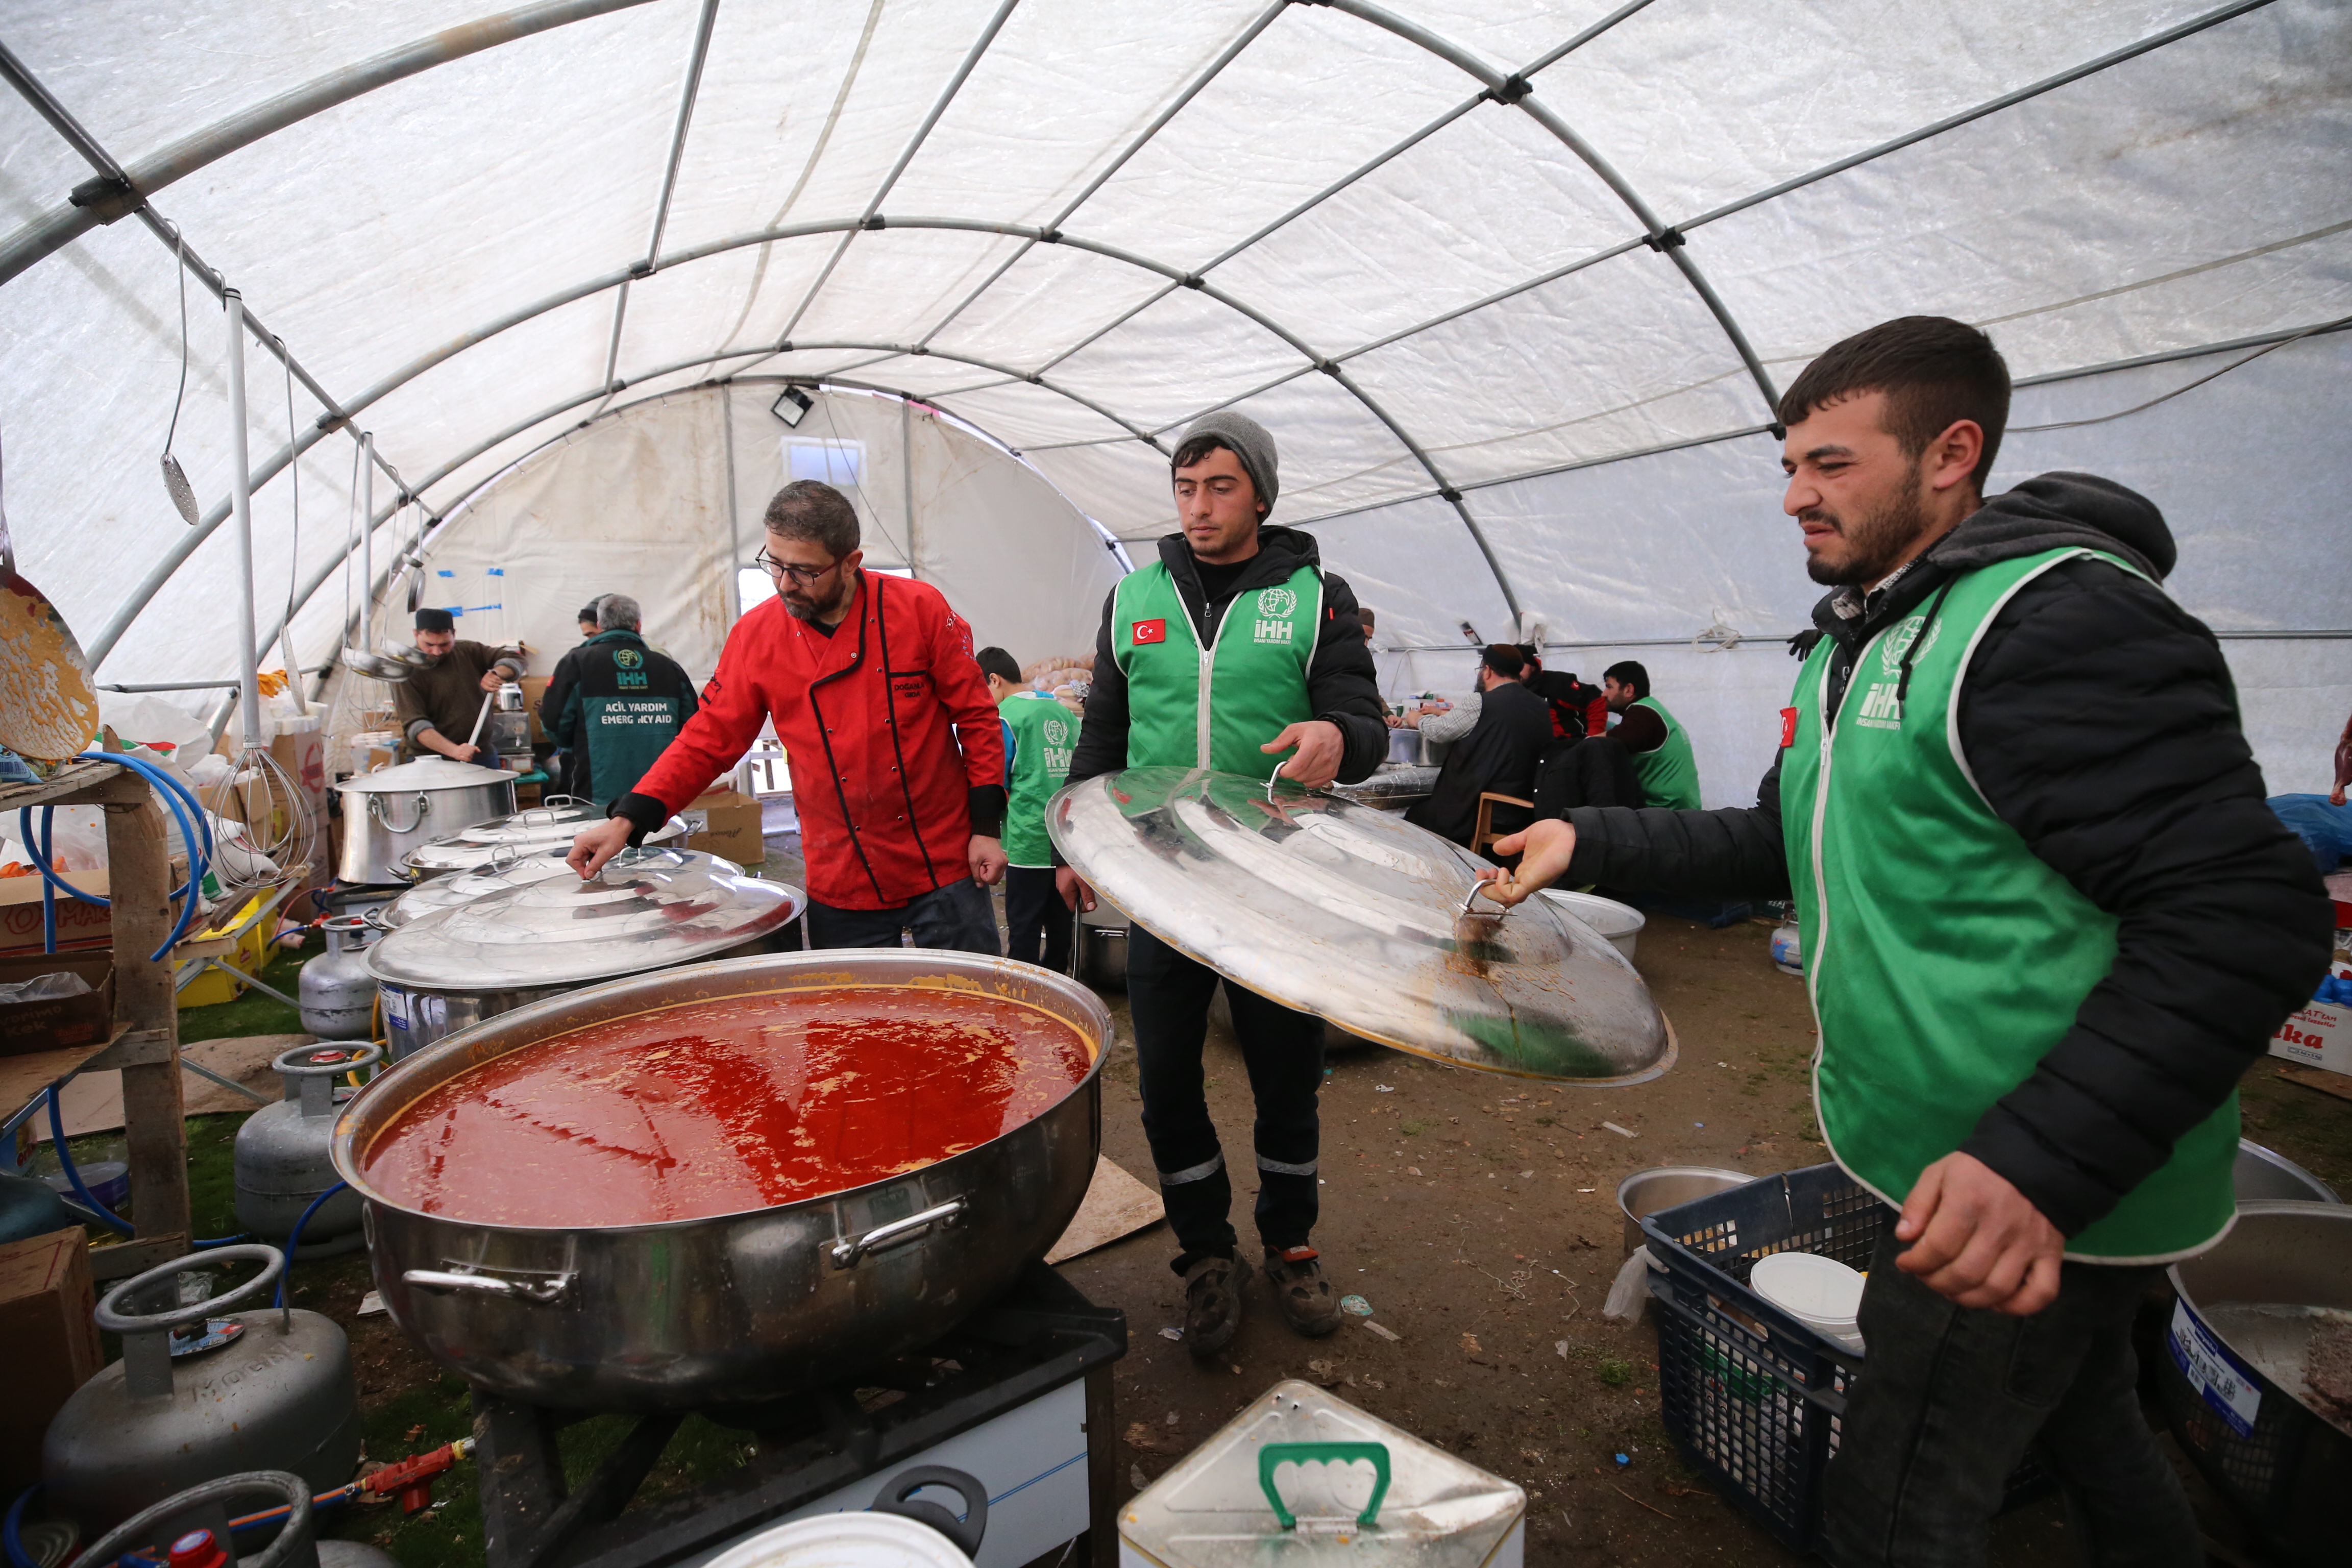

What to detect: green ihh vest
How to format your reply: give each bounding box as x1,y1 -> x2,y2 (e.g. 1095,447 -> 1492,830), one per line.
1781,547 -> 2236,1261
1112,562 -> 1319,779
1629,696 -> 1701,810
999,690 -> 1078,868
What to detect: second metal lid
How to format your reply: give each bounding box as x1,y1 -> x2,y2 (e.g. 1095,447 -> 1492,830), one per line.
1047,766 -> 1672,1084
400,810 -> 686,877
364,847 -> 803,989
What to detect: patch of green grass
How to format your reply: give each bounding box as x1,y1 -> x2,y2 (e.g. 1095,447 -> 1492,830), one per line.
180,944 -> 311,1043
1399,1119 -> 1427,1136
1533,1116 -> 1556,1128
1596,1357 -> 1635,1388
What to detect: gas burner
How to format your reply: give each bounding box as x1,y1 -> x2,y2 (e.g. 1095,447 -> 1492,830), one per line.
471,1262 -> 1123,1567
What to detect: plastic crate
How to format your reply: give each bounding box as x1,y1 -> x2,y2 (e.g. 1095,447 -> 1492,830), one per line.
1640,1162 -> 2049,1554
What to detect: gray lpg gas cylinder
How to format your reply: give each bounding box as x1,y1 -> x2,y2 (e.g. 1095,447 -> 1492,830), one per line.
235,1043 -> 380,1251
299,914 -> 380,1039
43,1246 -> 361,1541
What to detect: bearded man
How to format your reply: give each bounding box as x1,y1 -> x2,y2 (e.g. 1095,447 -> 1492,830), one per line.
1481,315 -> 2329,1567
569,481 -> 1006,954
393,607 -> 522,762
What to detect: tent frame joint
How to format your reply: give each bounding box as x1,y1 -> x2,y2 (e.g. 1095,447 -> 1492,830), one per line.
1484,72 -> 1532,105
1640,227 -> 1686,253
67,173 -> 138,222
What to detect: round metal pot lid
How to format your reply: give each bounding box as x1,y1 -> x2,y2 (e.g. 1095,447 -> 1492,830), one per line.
364,847 -> 802,989
335,756 -> 517,794
1048,766 -> 1672,1084
400,810 -> 685,875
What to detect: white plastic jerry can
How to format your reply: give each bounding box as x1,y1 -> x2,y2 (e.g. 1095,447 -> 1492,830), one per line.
1119,1380 -> 1525,1566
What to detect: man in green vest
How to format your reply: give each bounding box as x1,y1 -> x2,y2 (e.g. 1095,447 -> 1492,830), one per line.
1600,660 -> 1701,810
1056,411 -> 1386,1362
1480,316 -> 2329,1567
979,645 -> 1077,973
550,594 -> 700,804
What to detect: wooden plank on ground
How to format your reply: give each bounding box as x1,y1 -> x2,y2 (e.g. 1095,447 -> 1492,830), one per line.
31,1033 -> 311,1138
1047,1156 -> 1164,1264
2278,1064 -> 2352,1104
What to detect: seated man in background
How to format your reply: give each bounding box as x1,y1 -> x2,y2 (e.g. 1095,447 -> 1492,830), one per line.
395,608 -> 522,763
549,594 -> 700,805
979,645 -> 1078,972
1405,644 -> 1552,848
1601,660 -> 1701,810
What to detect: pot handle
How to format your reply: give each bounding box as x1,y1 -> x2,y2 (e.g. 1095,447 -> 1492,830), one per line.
871,1465 -> 988,1558
828,1198 -> 968,1269
370,790 -> 431,835
404,1268 -> 574,1305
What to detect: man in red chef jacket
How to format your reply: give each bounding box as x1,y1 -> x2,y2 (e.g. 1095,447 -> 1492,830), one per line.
569,480 -> 1008,954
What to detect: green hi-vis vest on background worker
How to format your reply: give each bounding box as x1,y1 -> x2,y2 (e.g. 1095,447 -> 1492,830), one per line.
558,630 -> 697,803
1112,561 -> 1320,780
999,690 -> 1079,867
1781,546 -> 2237,1262
1629,696 -> 1701,810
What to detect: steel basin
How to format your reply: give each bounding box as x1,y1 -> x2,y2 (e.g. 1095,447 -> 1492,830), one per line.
332,949 -> 1108,1412
1616,1166 -> 1749,1256
2234,1139 -> 2342,1205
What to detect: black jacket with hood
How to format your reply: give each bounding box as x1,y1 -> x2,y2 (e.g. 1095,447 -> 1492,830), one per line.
1065,526 -> 1388,796
1561,472 -> 2332,1241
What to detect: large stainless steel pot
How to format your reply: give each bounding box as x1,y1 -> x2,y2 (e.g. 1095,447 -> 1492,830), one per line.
334,758 -> 518,883
332,948 -> 1109,1412
365,846 -> 801,1058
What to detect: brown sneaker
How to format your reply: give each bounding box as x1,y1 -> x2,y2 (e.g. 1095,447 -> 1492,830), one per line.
1181,1255 -> 1245,1361
1263,1245 -> 1343,1337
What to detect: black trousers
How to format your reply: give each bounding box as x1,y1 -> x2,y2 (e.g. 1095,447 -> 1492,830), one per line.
1003,865 -> 1072,972
1821,1227 -> 2199,1568
1125,923 -> 1325,1271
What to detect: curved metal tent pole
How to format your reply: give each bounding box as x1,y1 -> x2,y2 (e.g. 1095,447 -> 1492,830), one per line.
68,0 -> 2289,663
0,0 -> 662,287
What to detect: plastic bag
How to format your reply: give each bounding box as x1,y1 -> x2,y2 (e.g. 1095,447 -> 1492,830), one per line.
1603,1245 -> 1656,1323
0,971 -> 92,1003
0,804 -> 110,874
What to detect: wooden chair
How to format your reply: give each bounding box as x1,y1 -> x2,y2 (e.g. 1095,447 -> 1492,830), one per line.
1472,792 -> 1534,859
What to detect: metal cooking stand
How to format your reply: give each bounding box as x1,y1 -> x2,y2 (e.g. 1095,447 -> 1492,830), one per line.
470,1262 -> 1125,1568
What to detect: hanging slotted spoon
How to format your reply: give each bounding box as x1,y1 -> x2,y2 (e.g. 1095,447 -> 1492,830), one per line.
159,224 -> 199,525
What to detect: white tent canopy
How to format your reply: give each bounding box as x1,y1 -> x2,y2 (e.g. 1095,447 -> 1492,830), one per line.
1,0 -> 2344,803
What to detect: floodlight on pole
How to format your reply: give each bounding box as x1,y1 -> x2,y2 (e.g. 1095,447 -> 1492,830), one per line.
771,385 -> 813,427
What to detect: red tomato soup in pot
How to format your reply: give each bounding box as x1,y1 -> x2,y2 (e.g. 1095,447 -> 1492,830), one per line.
361,986 -> 1094,1226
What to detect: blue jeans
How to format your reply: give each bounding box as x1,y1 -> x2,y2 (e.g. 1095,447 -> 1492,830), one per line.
803,877 -> 1000,957
1821,1227 -> 2198,1568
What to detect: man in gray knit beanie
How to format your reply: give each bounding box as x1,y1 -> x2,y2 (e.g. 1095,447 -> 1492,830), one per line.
1054,406 -> 1388,1363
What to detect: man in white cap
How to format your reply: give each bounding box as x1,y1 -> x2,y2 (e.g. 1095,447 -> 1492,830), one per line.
1057,412 -> 1386,1361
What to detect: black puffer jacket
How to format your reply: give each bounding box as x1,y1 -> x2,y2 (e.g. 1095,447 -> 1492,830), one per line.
1066,526 -> 1388,791
1563,472 -> 2332,1240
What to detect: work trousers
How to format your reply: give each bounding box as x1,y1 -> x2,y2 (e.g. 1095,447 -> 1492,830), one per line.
804,876 -> 1000,958
1821,1228 -> 2199,1568
1002,865 -> 1072,973
1125,923 -> 1325,1272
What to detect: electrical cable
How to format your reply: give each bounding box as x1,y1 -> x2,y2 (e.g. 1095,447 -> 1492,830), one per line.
273,1180 -> 348,1306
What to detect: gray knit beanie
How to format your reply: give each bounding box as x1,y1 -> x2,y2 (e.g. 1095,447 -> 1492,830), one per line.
1174,411 -> 1279,517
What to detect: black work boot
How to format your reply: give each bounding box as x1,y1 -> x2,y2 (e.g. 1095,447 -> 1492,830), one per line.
1181,1255 -> 1245,1361
1263,1245 -> 1342,1337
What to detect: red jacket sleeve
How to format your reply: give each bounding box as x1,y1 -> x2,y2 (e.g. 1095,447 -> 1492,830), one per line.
628,614 -> 773,813
932,599 -> 1005,790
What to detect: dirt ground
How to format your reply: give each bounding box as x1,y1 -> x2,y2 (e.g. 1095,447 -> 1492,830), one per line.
69,852 -> 2348,1565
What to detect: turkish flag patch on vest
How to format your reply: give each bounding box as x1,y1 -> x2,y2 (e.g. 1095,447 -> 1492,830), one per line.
1132,619 -> 1167,645
1779,706 -> 1799,748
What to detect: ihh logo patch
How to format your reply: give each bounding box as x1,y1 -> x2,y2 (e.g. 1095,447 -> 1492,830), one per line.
1043,717 -> 1069,746
1256,586 -> 1298,619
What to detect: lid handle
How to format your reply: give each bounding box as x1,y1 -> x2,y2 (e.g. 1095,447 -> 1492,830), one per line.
1258,1441 -> 1390,1531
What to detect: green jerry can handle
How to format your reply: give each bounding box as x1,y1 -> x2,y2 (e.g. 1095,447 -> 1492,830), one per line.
1257,1441 -> 1392,1531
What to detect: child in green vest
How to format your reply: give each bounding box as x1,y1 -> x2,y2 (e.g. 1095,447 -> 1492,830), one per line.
1480,316 -> 2331,1568
978,646 -> 1077,973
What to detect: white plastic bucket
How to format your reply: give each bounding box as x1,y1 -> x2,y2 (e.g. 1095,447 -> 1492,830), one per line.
1537,889 -> 1644,964
700,1512 -> 974,1568
1750,1251 -> 1867,1354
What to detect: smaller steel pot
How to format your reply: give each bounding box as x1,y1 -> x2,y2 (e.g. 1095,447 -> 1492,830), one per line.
334,758 -> 517,883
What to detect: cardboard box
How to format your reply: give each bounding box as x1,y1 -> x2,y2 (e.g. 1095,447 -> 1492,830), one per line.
0,952 -> 116,1057
2270,998 -> 2348,1076
520,675 -> 553,744
0,1226 -> 104,1490
683,788 -> 765,866
0,869 -> 112,960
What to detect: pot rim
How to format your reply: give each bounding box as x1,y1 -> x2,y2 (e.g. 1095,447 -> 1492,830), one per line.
332,947 -> 1111,1236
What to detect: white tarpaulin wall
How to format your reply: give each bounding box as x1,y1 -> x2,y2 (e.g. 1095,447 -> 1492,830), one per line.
0,0 -> 2343,802
383,382 -> 1122,683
